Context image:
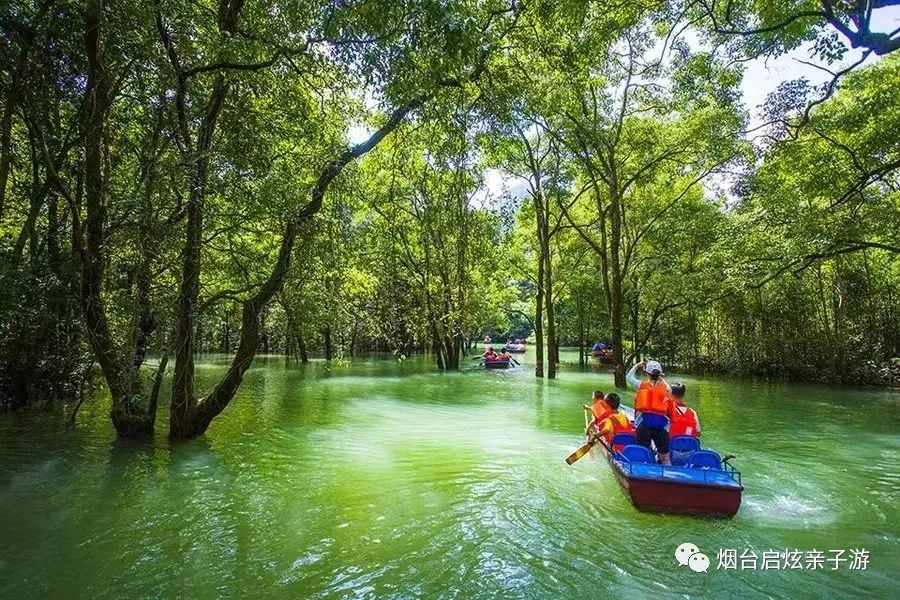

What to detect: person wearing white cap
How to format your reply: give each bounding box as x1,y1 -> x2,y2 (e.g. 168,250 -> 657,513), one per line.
627,360 -> 674,465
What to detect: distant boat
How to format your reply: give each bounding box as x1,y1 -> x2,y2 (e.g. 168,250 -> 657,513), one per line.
484,358 -> 512,369
592,347 -> 613,364
504,343 -> 526,353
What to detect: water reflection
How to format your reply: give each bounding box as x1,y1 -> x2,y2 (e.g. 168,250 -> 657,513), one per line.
1,350 -> 899,598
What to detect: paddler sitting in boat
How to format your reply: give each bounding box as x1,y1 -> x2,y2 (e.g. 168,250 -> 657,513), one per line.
483,346 -> 498,360
669,383 -> 701,438
498,348 -> 511,360
584,390 -> 611,423
628,360 -> 674,465
586,393 -> 633,449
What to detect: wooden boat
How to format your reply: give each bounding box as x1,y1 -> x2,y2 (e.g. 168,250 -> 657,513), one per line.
583,408 -> 743,518
484,358 -> 512,369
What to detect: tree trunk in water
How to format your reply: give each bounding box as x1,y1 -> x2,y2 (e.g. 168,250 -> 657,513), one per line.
170,74 -> 229,435
577,294 -> 585,367
297,329 -> 308,363
323,324 -> 332,361
442,334 -> 460,370
609,186 -> 625,388
544,236 -> 557,379
431,321 -> 445,370
80,0 -> 155,436
534,243 -> 545,378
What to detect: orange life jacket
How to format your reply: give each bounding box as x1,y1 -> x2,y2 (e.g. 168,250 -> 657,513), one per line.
598,412 -> 634,447
590,399 -> 613,422
670,403 -> 700,437
634,381 -> 670,416
609,412 -> 633,436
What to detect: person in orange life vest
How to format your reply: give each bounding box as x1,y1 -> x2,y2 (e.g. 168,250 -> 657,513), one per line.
587,393 -> 633,447
669,382 -> 701,438
583,390 -> 612,427
628,359 -> 674,465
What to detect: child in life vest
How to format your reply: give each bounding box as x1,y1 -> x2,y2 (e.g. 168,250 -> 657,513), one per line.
584,390 -> 610,423
586,393 -> 633,445
669,383 -> 701,438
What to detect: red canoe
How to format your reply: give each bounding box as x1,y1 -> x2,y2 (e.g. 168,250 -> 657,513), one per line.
583,408 -> 743,518
601,437 -> 743,518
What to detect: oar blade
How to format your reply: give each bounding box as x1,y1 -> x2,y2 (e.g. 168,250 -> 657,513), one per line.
565,440 -> 595,465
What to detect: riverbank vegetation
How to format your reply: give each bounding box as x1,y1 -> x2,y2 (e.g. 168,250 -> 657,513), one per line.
1,1 -> 897,433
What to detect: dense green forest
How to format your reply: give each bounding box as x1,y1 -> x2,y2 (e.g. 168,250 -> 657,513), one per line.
1,1 -> 898,435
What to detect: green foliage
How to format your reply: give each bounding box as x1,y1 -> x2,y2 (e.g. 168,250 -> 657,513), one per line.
1,0 -> 898,417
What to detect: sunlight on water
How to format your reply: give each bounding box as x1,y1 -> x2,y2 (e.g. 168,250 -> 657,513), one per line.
1,350 -> 899,598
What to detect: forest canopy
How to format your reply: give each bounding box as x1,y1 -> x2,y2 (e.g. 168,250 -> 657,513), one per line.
1,0 -> 898,437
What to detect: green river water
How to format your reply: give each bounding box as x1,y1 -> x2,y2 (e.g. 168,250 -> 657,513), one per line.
1,349 -> 898,599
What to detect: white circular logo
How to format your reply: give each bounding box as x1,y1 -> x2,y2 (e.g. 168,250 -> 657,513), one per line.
675,542 -> 700,566
675,542 -> 709,573
689,552 -> 710,573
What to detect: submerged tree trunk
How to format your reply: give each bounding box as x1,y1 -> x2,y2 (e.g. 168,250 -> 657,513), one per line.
608,185 -> 626,388
577,294 -> 586,367
78,0 -> 156,436
297,329 -> 308,363
170,73 -> 229,436
323,324 -> 332,361
544,234 -> 557,379
534,235 -> 545,378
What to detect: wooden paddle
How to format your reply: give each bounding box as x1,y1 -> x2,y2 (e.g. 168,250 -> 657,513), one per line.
565,437 -> 597,465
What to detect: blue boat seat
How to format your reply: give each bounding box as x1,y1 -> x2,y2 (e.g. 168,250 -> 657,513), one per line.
670,436 -> 701,466
620,444 -> 654,463
685,449 -> 722,471
611,432 -> 636,448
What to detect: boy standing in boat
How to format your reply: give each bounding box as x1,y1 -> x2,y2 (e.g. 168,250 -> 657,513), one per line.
628,360 -> 673,465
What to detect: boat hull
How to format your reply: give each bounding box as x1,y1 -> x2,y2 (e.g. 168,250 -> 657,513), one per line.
484,359 -> 511,369
601,445 -> 742,518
